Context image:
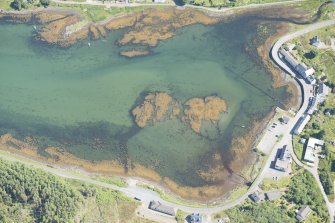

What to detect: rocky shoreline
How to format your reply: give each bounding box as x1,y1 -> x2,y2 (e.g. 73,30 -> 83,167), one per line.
0,7 -> 220,50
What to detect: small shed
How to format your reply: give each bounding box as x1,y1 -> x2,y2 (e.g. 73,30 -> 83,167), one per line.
249,192 -> 265,203
296,205 -> 312,222
148,201 -> 175,216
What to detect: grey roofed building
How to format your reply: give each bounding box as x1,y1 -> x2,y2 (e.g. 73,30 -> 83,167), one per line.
279,49 -> 299,68
265,191 -> 281,201
295,63 -> 309,78
317,83 -> 329,102
148,201 -> 175,216
279,146 -> 289,160
275,159 -> 290,172
249,192 -> 265,203
306,97 -> 317,115
293,114 -> 311,135
296,205 -> 312,222
189,213 -> 202,223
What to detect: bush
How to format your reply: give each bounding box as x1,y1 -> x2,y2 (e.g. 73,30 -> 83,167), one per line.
10,0 -> 28,10
39,0 -> 49,6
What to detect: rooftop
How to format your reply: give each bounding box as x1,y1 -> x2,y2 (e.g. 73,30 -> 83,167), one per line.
294,114 -> 311,135
307,137 -> 324,148
249,192 -> 265,203
304,146 -> 316,163
149,201 -> 175,216
275,159 -> 290,171
296,205 -> 312,222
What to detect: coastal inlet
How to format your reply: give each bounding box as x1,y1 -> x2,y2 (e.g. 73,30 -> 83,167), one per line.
0,7 -> 298,200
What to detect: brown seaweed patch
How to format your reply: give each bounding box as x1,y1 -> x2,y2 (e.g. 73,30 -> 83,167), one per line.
184,96 -> 227,133
118,8 -> 219,47
132,92 -> 174,128
119,49 -> 150,58
132,92 -> 228,134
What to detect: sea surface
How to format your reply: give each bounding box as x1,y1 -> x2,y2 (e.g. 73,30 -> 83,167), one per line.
0,15 -> 291,188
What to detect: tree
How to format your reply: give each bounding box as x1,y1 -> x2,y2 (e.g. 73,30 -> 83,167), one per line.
10,0 -> 28,10
39,0 -> 49,6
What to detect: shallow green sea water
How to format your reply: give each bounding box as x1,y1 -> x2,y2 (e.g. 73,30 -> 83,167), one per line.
0,15 -> 291,187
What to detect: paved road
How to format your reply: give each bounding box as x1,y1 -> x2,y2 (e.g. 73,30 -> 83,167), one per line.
51,0 -> 304,12
271,18 -> 335,222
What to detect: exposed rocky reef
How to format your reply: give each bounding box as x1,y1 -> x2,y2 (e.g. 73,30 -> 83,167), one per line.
132,92 -> 227,133
120,49 -> 150,58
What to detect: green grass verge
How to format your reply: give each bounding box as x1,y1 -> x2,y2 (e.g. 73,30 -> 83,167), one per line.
293,135 -> 305,162
93,176 -> 128,187
260,177 -> 291,190
0,0 -> 12,10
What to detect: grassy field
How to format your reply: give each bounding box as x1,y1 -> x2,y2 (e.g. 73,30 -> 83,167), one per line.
260,176 -> 291,190
0,0 -> 12,10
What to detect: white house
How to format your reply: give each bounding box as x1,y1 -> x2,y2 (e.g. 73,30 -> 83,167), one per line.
303,137 -> 325,163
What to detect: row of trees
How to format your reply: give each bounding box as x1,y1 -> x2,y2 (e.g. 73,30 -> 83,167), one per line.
11,0 -> 50,11
0,159 -> 81,223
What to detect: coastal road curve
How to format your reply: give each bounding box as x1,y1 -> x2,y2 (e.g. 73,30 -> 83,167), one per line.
271,18 -> 335,222
1,15 -> 335,221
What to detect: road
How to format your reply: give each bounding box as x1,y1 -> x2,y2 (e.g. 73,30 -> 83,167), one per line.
271,18 -> 335,222
51,0 -> 304,12
0,12 -> 335,223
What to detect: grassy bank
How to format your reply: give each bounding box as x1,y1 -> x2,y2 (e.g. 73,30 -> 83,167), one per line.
93,176 -> 128,187
49,3 -> 163,22
260,176 -> 291,190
